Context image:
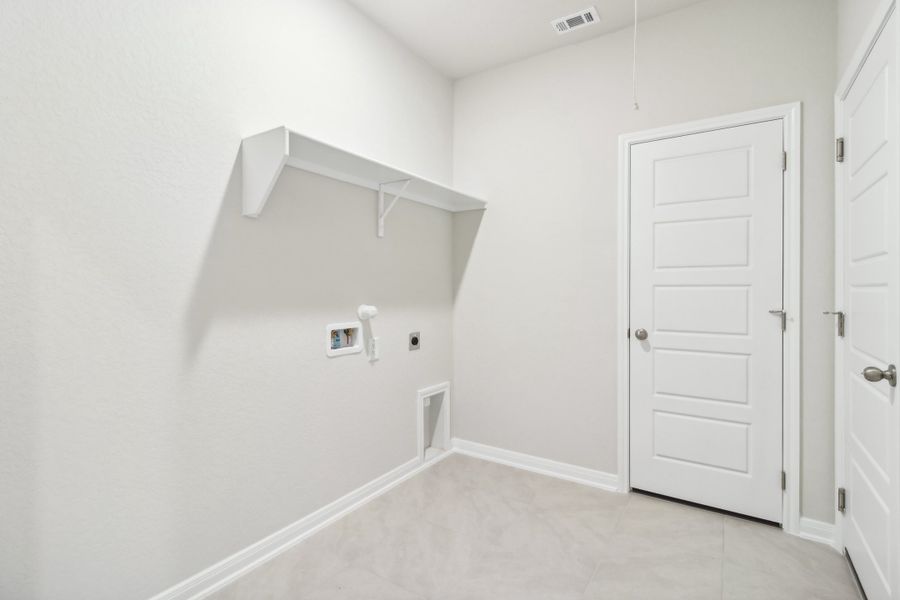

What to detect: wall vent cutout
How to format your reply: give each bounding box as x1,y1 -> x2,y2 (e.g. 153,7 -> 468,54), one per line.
417,382 -> 450,464
552,6 -> 600,34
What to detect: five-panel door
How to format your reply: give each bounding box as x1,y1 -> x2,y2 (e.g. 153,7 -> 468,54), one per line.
629,120 -> 785,523
839,11 -> 899,600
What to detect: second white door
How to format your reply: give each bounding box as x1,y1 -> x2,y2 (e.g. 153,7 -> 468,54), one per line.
837,10 -> 898,600
629,119 -> 784,522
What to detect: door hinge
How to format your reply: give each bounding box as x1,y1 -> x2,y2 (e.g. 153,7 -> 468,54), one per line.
838,487 -> 846,513
823,311 -> 845,337
782,151 -> 787,172
836,137 -> 845,163
781,471 -> 787,490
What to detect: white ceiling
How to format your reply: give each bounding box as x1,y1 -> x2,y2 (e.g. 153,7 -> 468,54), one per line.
346,0 -> 708,78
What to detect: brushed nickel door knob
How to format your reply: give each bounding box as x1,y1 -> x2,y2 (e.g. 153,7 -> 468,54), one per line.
863,364 -> 897,387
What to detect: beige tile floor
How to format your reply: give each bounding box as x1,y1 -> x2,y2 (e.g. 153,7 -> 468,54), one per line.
211,453 -> 861,600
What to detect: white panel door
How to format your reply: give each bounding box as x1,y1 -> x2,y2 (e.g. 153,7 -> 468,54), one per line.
839,12 -> 898,600
630,120 -> 784,522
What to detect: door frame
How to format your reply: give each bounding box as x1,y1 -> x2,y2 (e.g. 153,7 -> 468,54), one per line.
616,103 -> 802,534
833,0 -> 897,558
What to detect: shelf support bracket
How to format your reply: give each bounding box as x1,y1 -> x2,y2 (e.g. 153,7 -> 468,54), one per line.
378,178 -> 412,238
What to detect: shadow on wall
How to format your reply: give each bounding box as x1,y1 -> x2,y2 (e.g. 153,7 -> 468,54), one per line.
169,148 -> 488,588
184,150 -> 483,360
452,209 -> 484,301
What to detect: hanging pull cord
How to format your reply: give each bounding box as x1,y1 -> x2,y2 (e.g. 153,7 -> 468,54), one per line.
632,0 -> 640,111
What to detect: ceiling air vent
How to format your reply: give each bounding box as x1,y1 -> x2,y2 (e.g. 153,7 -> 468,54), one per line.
552,6 -> 600,35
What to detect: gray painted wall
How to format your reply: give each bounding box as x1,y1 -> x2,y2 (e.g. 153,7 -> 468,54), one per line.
0,1 -> 454,598
452,0 -> 839,523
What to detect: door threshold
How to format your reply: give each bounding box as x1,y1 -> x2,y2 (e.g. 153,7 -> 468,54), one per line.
631,488 -> 781,528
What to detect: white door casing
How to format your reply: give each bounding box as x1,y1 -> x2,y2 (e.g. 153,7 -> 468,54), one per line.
837,9 -> 899,600
628,120 -> 785,523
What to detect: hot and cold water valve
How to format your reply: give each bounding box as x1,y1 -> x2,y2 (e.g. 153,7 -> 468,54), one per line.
325,321 -> 362,358
326,305 -> 420,360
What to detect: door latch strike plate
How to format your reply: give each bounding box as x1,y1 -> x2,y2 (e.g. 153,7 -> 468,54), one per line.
823,311 -> 845,337
838,487 -> 846,513
769,309 -> 786,332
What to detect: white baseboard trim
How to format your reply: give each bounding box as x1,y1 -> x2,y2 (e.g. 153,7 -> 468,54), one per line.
155,440 -> 847,600
451,438 -> 621,492
795,517 -> 840,552
149,441 -> 836,599
149,452 -> 451,600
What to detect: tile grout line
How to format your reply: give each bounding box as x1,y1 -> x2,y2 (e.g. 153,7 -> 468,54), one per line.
720,520 -> 726,600
358,566 -> 428,600
580,562 -> 602,598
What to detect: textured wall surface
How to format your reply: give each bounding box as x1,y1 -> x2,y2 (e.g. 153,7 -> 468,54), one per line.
0,1 -> 454,598
452,0 -> 838,523
0,1 -> 856,597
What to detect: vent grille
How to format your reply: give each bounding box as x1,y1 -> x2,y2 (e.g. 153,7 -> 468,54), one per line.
552,7 -> 600,34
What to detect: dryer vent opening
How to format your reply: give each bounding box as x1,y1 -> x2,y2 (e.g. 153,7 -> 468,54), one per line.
418,383 -> 450,463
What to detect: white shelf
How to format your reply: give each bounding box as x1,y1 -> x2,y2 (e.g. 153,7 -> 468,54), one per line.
241,127 -> 487,234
